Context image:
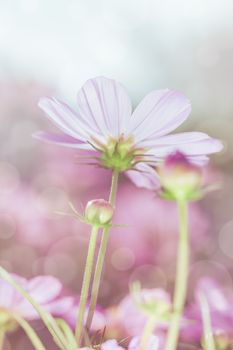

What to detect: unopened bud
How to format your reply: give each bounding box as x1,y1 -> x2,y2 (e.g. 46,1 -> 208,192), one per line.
158,151 -> 203,200
85,199 -> 114,226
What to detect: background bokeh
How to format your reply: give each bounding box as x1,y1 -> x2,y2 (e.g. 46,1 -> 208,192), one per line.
1,1 -> 233,348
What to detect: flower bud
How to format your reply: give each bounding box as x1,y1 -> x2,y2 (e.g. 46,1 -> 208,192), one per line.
85,199 -> 114,226
158,151 -> 203,200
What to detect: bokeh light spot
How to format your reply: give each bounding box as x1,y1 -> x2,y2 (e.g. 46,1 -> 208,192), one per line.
218,219 -> 233,259
0,213 -> 16,239
0,162 -> 20,194
111,247 -> 135,271
129,264 -> 167,289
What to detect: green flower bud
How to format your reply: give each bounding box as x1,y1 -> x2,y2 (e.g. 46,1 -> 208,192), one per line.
85,199 -> 114,226
159,151 -> 203,201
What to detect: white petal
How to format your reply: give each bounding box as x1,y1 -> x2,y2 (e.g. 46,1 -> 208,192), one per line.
39,97 -> 95,141
150,137 -> 223,157
129,90 -> 191,143
139,132 -> 212,148
77,76 -> 132,138
33,131 -> 94,150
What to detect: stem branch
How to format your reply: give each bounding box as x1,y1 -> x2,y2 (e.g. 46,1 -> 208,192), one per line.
140,316 -> 156,350
85,169 -> 119,331
0,329 -> 5,350
199,292 -> 216,350
75,225 -> 99,346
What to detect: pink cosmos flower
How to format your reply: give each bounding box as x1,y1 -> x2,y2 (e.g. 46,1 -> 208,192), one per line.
128,335 -> 165,350
107,288 -> 171,337
0,273 -> 105,334
80,339 -> 125,350
80,337 -> 163,350
182,277 -> 233,343
35,76 -> 223,186
64,300 -> 106,332
0,274 -> 73,322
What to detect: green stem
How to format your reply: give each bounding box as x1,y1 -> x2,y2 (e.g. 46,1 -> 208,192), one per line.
165,200 -> 189,350
85,169 -> 119,331
75,225 -> 99,346
199,292 -> 216,350
13,314 -> 46,350
0,329 -> 5,350
139,316 -> 157,350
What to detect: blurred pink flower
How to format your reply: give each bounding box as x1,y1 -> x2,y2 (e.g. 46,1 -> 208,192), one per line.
182,277 -> 233,343
0,274 -> 73,320
81,337 -> 164,350
107,288 -> 171,337
128,335 -> 165,350
64,300 -> 106,332
0,272 -> 106,336
35,76 -> 222,185
81,339 -> 125,350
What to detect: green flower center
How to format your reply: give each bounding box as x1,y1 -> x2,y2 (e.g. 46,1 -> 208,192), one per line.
93,134 -> 146,172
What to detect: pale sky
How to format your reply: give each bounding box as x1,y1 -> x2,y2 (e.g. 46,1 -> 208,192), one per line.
1,0 -> 233,121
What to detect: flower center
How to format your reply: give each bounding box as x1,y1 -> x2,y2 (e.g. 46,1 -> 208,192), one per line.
93,134 -> 146,172
0,309 -> 18,332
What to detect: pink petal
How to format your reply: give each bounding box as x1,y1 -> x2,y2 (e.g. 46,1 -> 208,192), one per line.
126,163 -> 160,190
101,340 -> 125,350
27,276 -> 62,303
64,302 -> 106,330
15,276 -> 62,319
33,131 -> 93,150
39,97 -> 95,141
196,278 -> 229,313
77,76 -> 132,138
0,280 -> 22,308
39,296 -> 75,319
129,90 -> 191,143
128,335 -> 163,350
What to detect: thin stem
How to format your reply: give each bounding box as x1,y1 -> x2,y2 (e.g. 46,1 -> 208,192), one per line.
75,225 -> 99,346
85,169 -> 119,331
139,316 -> 156,350
13,314 -> 46,350
199,292 -> 216,350
165,200 -> 189,350
0,329 -> 5,350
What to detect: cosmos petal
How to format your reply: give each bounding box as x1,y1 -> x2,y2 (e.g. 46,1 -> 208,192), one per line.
27,276 -> 62,303
33,131 -> 93,150
150,137 -> 223,157
126,163 -> 160,190
129,90 -> 191,143
195,278 -> 229,313
139,132 -> 213,147
77,76 -> 132,138
39,97 -> 96,141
